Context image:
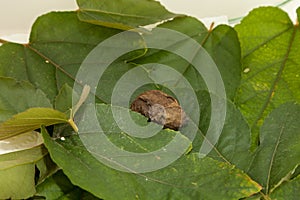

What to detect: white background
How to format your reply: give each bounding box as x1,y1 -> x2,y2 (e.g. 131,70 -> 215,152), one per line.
1,0 -> 300,43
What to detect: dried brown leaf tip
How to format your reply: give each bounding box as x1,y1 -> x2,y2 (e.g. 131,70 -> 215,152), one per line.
130,90 -> 188,131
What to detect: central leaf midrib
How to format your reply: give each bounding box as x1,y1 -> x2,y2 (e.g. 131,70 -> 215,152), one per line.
266,125 -> 285,193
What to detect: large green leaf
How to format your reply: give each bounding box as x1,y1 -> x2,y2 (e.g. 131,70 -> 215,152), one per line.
0,107 -> 68,139
66,103 -> 192,171
52,55 -> 252,178
0,145 -> 48,199
0,77 -> 52,122
131,16 -> 241,100
247,102 -> 300,194
42,105 -> 261,200
234,7 -> 300,145
0,43 -> 58,102
77,0 -> 180,30
0,12 -> 141,103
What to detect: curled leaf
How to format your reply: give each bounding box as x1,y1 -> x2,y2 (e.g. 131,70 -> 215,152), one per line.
0,108 -> 68,139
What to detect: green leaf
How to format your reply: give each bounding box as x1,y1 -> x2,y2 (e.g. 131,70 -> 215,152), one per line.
0,164 -> 36,199
77,0 -> 180,30
0,77 -> 52,122
270,175 -> 300,200
55,84 -> 75,113
0,43 -> 58,102
0,144 -> 48,170
42,105 -> 261,200
161,17 -> 241,100
0,131 -> 43,155
194,91 -> 253,171
131,16 -> 241,100
247,102 -> 300,194
0,12 -> 121,103
234,7 -> 300,145
0,12 -> 145,104
0,107 -> 68,139
0,145 -> 48,199
35,153 -> 59,185
62,103 -> 192,170
36,170 -> 100,199
36,170 -> 84,200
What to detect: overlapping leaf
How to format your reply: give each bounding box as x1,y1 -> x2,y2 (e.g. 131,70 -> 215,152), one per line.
0,145 -> 48,199
131,16 -> 241,100
77,0 -> 180,30
0,77 -> 52,122
0,131 -> 43,155
0,12 -> 142,103
0,43 -> 58,102
194,91 -> 253,171
36,170 -> 99,200
246,102 -> 300,194
0,107 -> 68,139
42,122 -> 261,200
235,7 -> 300,145
55,84 -> 75,113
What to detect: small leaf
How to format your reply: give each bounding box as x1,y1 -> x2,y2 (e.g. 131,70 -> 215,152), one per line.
0,108 -> 68,139
55,84 -> 74,113
36,170 -> 83,200
0,77 -> 52,122
35,153 -> 58,185
36,170 -> 100,199
247,102 -> 300,194
77,0 -> 180,30
0,145 -> 48,199
0,131 -> 43,155
0,144 -> 48,170
0,43 -> 58,102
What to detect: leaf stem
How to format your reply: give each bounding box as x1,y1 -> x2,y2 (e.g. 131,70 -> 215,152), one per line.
68,118 -> 79,133
266,126 -> 285,193
259,191 -> 271,200
72,84 -> 91,117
